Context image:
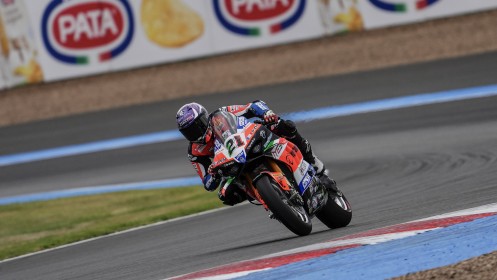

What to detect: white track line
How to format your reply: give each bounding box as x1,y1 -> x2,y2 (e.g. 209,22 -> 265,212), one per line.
0,206 -> 232,264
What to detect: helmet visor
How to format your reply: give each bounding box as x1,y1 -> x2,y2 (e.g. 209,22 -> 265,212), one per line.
180,114 -> 209,142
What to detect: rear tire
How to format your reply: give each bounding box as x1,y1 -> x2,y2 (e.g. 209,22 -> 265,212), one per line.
316,192 -> 352,229
256,176 -> 312,236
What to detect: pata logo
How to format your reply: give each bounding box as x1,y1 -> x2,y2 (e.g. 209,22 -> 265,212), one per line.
42,0 -> 134,64
213,0 -> 306,36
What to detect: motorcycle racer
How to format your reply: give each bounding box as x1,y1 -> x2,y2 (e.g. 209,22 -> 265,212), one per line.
176,101 -> 338,206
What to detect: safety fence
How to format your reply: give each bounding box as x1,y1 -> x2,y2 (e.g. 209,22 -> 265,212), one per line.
0,0 -> 495,89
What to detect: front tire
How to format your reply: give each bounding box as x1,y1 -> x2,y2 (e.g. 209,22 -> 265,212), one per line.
256,176 -> 312,236
316,191 -> 352,229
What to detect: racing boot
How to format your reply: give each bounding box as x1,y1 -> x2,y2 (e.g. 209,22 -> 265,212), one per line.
310,155 -> 340,193
218,181 -> 247,206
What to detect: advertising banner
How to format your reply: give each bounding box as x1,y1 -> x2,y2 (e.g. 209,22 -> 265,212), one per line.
207,0 -> 324,53
1,0 -> 495,87
0,0 -> 43,87
24,0 -> 130,81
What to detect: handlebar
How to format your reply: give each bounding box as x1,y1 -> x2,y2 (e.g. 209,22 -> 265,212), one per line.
254,119 -> 280,127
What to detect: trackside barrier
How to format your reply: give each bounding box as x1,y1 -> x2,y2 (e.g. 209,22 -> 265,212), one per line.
0,0 -> 495,88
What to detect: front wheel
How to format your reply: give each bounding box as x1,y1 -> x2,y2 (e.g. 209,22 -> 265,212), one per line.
316,191 -> 352,229
256,176 -> 312,236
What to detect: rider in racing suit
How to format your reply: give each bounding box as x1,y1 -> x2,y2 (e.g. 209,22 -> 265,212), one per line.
176,100 -> 337,206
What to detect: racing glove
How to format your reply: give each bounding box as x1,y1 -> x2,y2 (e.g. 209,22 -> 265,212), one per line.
203,173 -> 221,192
263,110 -> 279,124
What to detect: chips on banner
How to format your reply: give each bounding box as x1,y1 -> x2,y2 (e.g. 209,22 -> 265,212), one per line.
141,0 -> 204,48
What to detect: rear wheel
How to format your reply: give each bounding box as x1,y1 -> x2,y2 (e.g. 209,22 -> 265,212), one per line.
316,191 -> 352,229
255,175 -> 312,236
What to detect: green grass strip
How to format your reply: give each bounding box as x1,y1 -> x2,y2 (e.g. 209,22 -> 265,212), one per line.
0,186 -> 222,261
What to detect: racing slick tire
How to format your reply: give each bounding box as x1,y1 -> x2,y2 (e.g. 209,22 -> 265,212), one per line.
255,175 -> 312,236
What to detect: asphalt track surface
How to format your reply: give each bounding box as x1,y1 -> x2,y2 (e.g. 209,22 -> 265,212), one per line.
1,52 -> 497,279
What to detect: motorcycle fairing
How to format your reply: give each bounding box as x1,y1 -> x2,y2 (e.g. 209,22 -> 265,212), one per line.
212,124 -> 265,169
258,171 -> 291,191
267,138 -> 315,196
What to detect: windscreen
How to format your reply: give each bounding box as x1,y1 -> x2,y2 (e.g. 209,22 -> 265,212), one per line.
210,110 -> 238,144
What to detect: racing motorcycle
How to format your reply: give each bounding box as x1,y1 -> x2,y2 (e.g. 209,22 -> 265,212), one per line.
209,110 -> 352,236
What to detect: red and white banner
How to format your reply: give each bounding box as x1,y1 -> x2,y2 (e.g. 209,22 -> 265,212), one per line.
0,0 -> 495,87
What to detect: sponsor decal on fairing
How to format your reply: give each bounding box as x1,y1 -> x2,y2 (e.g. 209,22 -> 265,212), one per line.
237,116 -> 248,128
214,139 -> 223,152
296,164 -> 313,195
259,130 -> 266,139
271,142 -> 286,159
234,150 -> 246,163
297,160 -> 308,177
290,159 -> 312,195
